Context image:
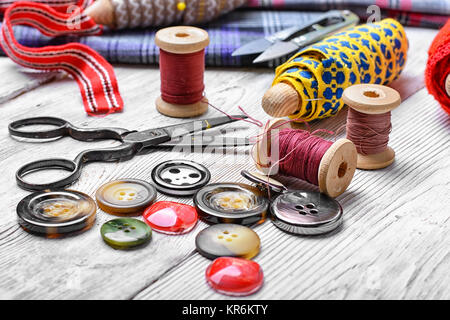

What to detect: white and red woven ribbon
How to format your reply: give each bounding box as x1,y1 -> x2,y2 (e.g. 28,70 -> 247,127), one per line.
0,0 -> 124,115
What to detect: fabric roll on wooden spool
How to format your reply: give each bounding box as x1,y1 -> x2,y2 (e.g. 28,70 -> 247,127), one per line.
85,0 -> 247,29
252,118 -> 357,198
262,19 -> 408,122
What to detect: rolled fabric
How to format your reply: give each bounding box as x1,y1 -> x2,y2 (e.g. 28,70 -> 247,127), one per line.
1,0 -> 247,29
425,19 -> 450,114
264,19 -> 408,122
85,0 -> 247,29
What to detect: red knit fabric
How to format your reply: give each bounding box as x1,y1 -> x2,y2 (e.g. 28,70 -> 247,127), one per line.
425,19 -> 450,114
0,1 -> 123,115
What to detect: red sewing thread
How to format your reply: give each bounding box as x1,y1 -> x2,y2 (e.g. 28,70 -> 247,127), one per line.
277,129 -> 333,186
346,108 -> 392,155
159,49 -> 205,105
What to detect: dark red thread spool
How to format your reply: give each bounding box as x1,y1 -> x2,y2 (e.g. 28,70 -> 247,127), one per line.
252,118 -> 357,198
155,26 -> 210,118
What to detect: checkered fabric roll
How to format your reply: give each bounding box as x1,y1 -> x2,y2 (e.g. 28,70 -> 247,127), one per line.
273,18 -> 408,121
245,0 -> 450,29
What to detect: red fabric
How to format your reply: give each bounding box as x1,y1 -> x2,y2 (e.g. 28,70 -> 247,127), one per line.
425,19 -> 450,114
0,0 -> 123,115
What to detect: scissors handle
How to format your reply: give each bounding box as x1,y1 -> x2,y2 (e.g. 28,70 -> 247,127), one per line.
9,117 -> 129,141
16,142 -> 139,191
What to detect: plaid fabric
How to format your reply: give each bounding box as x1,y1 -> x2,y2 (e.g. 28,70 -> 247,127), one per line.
245,0 -> 450,29
0,10 -> 325,67
0,1 -> 448,67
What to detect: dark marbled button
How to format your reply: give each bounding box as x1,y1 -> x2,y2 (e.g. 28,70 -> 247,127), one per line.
196,223 -> 260,260
194,183 -> 269,225
17,189 -> 96,238
100,218 -> 152,249
270,190 -> 343,235
95,179 -> 157,216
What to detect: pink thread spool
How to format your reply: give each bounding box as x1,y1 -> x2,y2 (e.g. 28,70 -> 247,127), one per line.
343,84 -> 401,170
252,119 -> 357,198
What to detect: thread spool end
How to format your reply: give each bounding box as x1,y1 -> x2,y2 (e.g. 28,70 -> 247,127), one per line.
156,96 -> 208,118
155,26 -> 209,54
262,83 -> 300,117
318,139 -> 357,198
253,118 -> 293,175
85,0 -> 115,27
355,146 -> 395,170
343,84 -> 401,114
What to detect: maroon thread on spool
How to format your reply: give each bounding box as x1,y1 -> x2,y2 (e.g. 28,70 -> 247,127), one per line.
159,49 -> 205,105
346,108 -> 392,155
278,129 -> 333,186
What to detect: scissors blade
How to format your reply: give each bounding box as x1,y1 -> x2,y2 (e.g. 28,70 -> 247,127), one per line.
232,25 -> 306,57
161,115 -> 247,139
232,38 -> 274,57
252,10 -> 359,64
253,41 -> 300,64
156,136 -> 251,148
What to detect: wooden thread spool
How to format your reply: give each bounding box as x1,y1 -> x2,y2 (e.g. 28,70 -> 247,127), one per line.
261,83 -> 300,118
343,84 -> 401,170
252,118 -> 357,198
155,26 -> 209,118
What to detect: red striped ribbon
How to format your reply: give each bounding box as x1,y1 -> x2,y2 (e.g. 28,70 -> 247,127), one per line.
0,0 -> 124,115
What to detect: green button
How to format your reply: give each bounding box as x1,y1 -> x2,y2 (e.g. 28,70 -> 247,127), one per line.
101,218 -> 152,250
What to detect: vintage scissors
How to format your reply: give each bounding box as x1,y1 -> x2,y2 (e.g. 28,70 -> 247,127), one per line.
9,116 -> 250,191
232,10 -> 359,64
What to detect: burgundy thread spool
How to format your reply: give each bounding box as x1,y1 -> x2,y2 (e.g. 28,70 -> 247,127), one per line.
252,119 -> 357,198
155,26 -> 210,118
343,84 -> 401,170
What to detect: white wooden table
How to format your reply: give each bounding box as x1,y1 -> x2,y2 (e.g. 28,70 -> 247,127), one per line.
0,26 -> 448,300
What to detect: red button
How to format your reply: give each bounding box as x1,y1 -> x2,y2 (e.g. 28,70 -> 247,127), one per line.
205,257 -> 264,296
143,201 -> 198,235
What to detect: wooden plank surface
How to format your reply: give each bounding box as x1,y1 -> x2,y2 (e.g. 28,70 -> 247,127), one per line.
0,26 -> 448,300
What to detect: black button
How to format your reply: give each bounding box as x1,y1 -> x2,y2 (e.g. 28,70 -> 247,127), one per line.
270,190 -> 343,235
194,183 -> 269,225
151,160 -> 211,196
17,190 -> 96,237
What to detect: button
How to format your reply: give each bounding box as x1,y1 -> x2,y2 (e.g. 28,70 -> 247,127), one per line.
143,201 -> 198,234
195,223 -> 260,260
205,257 -> 264,296
270,190 -> 343,235
16,190 -> 96,238
194,183 -> 269,225
95,179 -> 157,215
100,218 -> 152,250
151,160 -> 211,196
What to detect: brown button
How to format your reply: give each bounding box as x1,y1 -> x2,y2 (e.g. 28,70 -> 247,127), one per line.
95,179 -> 157,216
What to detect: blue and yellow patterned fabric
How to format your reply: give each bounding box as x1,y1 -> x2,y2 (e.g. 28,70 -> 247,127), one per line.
273,18 -> 408,121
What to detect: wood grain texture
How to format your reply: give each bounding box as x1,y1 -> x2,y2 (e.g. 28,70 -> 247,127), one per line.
0,27 -> 448,300
0,59 -> 59,104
